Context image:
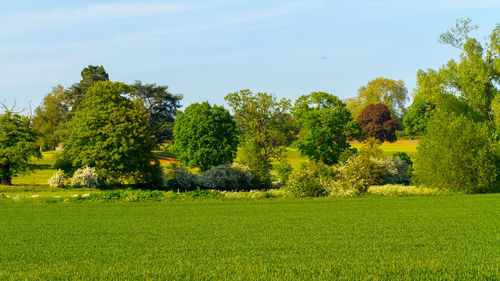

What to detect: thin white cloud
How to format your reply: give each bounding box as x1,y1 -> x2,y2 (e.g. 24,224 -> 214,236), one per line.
0,2 -> 195,33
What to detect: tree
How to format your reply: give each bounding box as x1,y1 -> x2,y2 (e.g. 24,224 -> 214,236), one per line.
346,77 -> 408,122
173,102 -> 238,171
67,65 -> 109,111
357,103 -> 398,142
413,112 -> 498,193
131,81 -> 183,146
402,96 -> 435,137
0,112 -> 41,185
62,81 -> 160,186
32,85 -> 70,150
225,90 -> 292,186
409,18 -> 499,130
293,92 -> 363,165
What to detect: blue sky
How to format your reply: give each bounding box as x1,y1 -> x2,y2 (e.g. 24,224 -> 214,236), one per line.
1,0 -> 499,110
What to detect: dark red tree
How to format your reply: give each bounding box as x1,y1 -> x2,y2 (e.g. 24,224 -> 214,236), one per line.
356,103 -> 398,142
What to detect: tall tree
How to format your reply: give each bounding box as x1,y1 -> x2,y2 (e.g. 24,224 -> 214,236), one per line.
67,65 -> 109,111
346,77 -> 408,122
293,92 -> 363,165
408,18 -> 499,131
357,103 -> 398,142
173,102 -> 238,171
0,112 -> 41,185
62,81 -> 160,185
32,85 -> 70,150
225,89 -> 292,162
131,81 -> 183,146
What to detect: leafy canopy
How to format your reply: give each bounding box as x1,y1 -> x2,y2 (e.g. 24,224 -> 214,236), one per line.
173,102 -> 238,171
0,112 -> 41,185
62,81 -> 158,185
356,103 -> 398,142
293,92 -> 363,165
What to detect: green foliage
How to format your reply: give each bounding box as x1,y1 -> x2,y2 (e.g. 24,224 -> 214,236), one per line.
284,162 -> 335,197
403,96 -> 436,137
293,92 -> 363,165
356,103 -> 398,142
32,85 -> 70,150
274,158 -> 293,184
173,102 -> 238,171
62,81 -> 157,186
131,81 -> 183,145
238,139 -> 272,188
346,77 -> 408,121
169,167 -> 199,191
225,89 -> 292,161
372,157 -> 410,185
331,155 -> 386,195
66,65 -> 109,111
0,112 -> 41,185
414,112 -> 498,193
359,137 -> 383,158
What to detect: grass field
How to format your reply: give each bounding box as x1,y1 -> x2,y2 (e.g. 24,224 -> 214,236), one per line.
0,194 -> 498,280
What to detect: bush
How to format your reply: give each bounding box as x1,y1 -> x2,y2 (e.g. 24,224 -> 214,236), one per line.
48,169 -> 66,188
70,167 -> 98,188
329,155 -> 385,195
413,112 -> 499,193
169,167 -> 199,191
372,157 -> 410,185
274,159 -> 293,184
367,184 -> 441,196
198,164 -> 252,191
284,162 -> 335,197
238,140 -> 272,189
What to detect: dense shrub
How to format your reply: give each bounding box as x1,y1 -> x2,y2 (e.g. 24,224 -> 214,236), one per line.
198,164 -> 253,191
274,159 -> 293,184
284,162 -> 335,197
330,155 -> 385,195
238,140 -> 272,188
413,112 -> 499,193
372,157 -> 410,185
48,169 -> 66,188
169,167 -> 199,191
70,167 -> 99,188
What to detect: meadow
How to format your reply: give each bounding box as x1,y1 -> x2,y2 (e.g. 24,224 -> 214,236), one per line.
0,194 -> 498,280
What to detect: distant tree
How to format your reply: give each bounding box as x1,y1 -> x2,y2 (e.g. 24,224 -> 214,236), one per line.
293,92 -> 363,165
173,102 -> 238,171
357,103 -> 398,142
62,81 -> 161,186
131,81 -> 183,146
346,77 -> 408,122
225,90 -> 292,186
0,112 -> 41,185
413,112 -> 498,193
67,65 -> 109,111
32,85 -> 70,150
402,96 -> 436,137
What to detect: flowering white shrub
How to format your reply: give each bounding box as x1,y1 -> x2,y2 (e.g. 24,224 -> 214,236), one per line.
70,166 -> 99,188
48,169 -> 66,188
367,184 -> 441,197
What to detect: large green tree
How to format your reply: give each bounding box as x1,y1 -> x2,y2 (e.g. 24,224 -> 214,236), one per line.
131,81 -> 183,146
293,92 -> 362,165
225,90 -> 292,161
346,77 -> 408,122
405,18 -> 500,135
173,102 -> 238,171
0,112 -> 41,185
62,81 -> 159,185
32,85 -> 70,150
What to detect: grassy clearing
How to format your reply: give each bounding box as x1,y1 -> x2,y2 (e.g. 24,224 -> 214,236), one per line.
0,194 -> 498,280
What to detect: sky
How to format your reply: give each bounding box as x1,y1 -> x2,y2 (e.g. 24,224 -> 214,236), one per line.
1,0 -> 499,111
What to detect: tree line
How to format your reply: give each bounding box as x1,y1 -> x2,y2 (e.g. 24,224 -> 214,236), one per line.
1,18 -> 499,194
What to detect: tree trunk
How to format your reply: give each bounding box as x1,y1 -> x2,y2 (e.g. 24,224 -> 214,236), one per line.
0,164 -> 12,185
1,176 -> 12,185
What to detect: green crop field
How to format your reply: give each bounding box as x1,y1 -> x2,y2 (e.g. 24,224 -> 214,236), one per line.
0,194 -> 498,280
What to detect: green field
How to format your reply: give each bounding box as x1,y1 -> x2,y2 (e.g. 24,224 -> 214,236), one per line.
0,195 -> 498,280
